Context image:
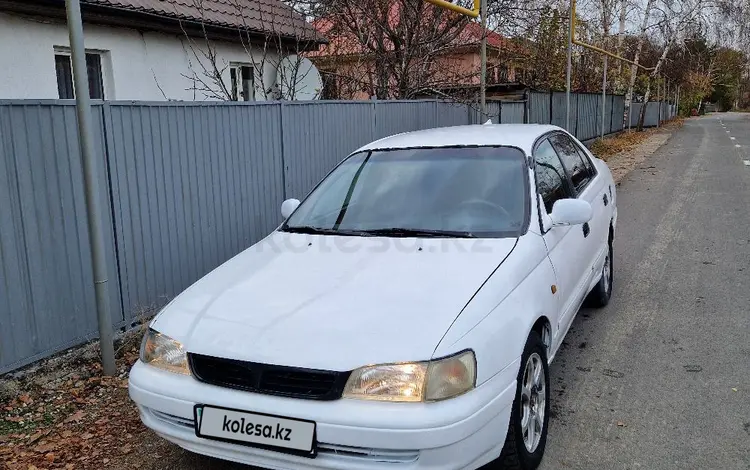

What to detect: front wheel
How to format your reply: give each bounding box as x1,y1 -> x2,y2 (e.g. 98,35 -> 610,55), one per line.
586,240 -> 613,308
490,332 -> 550,470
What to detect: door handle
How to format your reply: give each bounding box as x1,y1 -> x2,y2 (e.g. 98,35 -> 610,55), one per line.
603,193 -> 609,206
582,222 -> 590,238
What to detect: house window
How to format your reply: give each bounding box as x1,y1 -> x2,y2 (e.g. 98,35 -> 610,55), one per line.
54,51 -> 105,100
230,65 -> 255,101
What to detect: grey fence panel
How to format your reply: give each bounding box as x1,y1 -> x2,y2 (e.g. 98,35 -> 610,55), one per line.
500,102 -> 525,124
612,96 -> 625,132
487,102 -> 501,123
605,95 -> 614,135
469,101 -> 502,124
0,103 -> 118,373
283,102 -> 376,198
576,94 -> 598,141
528,92 -> 551,124
628,102 -> 662,128
375,101 -> 439,139
436,102 -> 471,127
628,103 -> 641,128
105,103 -> 286,322
551,92 -> 577,132
645,102 -> 660,127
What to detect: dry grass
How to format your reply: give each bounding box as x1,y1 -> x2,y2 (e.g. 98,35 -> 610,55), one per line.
590,118 -> 685,162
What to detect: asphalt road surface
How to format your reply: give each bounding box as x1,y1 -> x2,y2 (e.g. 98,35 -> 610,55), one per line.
157,114 -> 750,469
541,113 -> 750,470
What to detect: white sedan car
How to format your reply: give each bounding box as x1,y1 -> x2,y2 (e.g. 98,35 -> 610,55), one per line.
129,124 -> 617,470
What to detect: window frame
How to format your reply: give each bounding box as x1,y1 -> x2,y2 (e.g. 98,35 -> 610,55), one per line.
230,63 -> 257,102
279,145 -> 533,239
532,132 -> 578,234
548,132 -> 597,195
53,47 -> 107,100
570,139 -> 599,181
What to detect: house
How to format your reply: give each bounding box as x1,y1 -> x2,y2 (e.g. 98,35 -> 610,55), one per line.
0,0 -> 325,101
308,9 -> 528,101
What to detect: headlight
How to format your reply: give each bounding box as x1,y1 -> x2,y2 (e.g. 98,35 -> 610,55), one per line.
343,350 -> 476,402
140,328 -> 190,375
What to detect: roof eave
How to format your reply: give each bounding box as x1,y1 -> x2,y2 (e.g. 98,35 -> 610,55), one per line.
0,0 -> 326,49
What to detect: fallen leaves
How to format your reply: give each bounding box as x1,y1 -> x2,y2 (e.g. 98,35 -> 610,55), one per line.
1,332 -> 150,470
64,410 -> 85,424
590,130 -> 657,162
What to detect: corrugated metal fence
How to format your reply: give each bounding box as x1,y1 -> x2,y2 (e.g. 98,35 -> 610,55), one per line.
0,96 -> 672,373
529,91 -> 628,141
627,102 -> 676,128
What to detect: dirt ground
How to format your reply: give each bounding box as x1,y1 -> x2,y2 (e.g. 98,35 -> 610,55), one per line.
0,121 -> 683,470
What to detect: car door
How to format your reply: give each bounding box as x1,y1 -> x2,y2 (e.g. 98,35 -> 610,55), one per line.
533,137 -> 589,348
549,133 -> 609,285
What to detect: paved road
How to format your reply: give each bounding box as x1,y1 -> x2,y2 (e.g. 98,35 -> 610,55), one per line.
154,115 -> 750,469
541,113 -> 750,470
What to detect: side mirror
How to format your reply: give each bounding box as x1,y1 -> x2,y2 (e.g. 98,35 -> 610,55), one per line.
281,198 -> 300,219
550,199 -> 593,227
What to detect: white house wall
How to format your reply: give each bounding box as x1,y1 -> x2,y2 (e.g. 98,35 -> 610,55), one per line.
0,12 -> 280,101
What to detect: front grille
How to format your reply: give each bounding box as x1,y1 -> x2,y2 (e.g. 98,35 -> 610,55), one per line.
189,353 -> 350,401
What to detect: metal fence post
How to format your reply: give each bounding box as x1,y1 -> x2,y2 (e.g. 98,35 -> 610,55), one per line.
65,0 -> 116,376
601,56 -> 607,139
566,0 -> 573,131
524,89 -> 529,124
279,102 -> 287,198
549,91 -> 554,125
574,94 -> 579,139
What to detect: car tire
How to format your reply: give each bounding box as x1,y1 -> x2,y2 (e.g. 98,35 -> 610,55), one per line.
586,239 -> 613,308
490,331 -> 550,470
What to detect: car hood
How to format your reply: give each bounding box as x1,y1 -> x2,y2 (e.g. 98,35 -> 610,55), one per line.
152,232 -> 518,371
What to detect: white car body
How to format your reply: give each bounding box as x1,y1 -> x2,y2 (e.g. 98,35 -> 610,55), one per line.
129,124 -> 617,470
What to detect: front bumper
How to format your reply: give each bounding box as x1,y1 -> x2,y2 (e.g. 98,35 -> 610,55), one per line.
129,360 -> 517,470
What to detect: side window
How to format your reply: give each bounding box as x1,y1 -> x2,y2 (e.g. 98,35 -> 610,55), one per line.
573,142 -> 598,178
534,139 -> 572,214
550,134 -> 592,193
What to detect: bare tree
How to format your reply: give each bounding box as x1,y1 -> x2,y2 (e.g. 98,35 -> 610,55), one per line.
625,0 -> 657,114
169,0 -> 323,101
636,0 -> 707,129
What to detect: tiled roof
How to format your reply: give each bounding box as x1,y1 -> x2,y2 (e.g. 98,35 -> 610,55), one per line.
82,0 -> 324,42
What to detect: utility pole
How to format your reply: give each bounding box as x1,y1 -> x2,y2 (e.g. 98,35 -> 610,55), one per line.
65,0 -> 116,376
601,56 -> 608,139
480,0 -> 488,122
566,0 -> 574,131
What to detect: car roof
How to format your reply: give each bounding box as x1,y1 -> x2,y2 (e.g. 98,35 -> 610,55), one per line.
355,124 -> 563,154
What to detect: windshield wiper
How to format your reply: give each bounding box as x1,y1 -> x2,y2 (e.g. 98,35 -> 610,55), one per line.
281,225 -> 367,236
360,228 -> 477,238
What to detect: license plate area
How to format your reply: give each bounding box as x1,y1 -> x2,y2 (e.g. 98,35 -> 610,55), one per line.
194,405 -> 317,458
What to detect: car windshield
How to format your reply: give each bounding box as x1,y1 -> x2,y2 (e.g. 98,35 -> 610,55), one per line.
282,146 -> 528,238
